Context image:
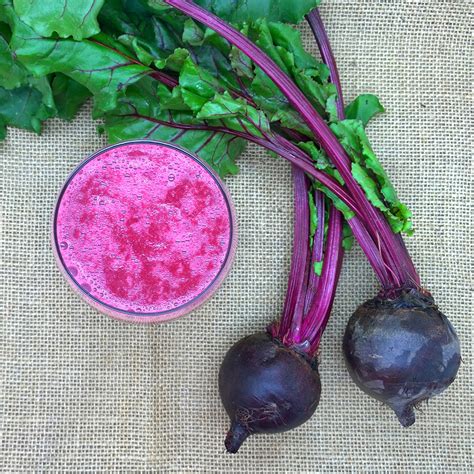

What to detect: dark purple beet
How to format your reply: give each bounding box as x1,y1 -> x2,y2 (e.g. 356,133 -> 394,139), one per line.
343,289 -> 460,426
219,332 -> 321,453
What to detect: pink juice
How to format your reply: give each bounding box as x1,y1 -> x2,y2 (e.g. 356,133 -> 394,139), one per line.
53,141 -> 237,323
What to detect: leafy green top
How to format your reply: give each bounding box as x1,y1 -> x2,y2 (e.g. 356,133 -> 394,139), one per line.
13,0 -> 106,40
0,0 -> 413,236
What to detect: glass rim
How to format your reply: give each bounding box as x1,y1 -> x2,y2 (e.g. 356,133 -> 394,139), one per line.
51,139 -> 238,323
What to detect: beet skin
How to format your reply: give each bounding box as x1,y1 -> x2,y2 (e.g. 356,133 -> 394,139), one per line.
219,332 -> 321,453
343,290 -> 461,426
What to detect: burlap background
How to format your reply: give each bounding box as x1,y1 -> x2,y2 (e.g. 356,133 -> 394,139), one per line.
1,1 -> 472,472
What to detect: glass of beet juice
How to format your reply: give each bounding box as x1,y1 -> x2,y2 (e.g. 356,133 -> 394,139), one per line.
52,140 -> 237,323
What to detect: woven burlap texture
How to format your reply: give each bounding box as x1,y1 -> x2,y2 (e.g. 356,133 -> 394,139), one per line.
1,1 -> 472,472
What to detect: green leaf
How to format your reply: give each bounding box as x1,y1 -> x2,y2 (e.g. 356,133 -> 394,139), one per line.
230,44 -> 253,79
196,92 -> 243,119
0,21 -> 12,42
11,32 -> 151,117
98,0 -> 139,35
0,119 -> 6,140
118,35 -> 156,66
0,82 -> 56,135
298,140 -> 355,220
351,162 -> 388,211
155,83 -> 190,110
229,24 -> 253,79
30,75 -> 56,110
13,0 -> 106,40
101,2 -> 185,66
102,5 -> 238,90
1,1 -> 18,28
51,74 -> 91,120
105,111 -> 245,177
194,0 -> 321,24
313,260 -> 323,276
250,68 -> 312,136
92,31 -> 137,57
272,109 -> 313,137
182,18 -> 204,46
345,94 -> 385,127
298,140 -> 343,183
251,20 -> 290,75
314,184 -> 355,222
102,79 -> 246,177
266,22 -> 321,70
0,34 -> 28,89
145,0 -> 171,13
196,91 -> 271,138
154,47 -> 189,72
250,68 -> 286,111
325,94 -> 338,123
202,28 -> 231,55
179,57 -> 220,111
191,44 -> 240,91
294,72 -> 336,117
0,5 -> 58,138
330,119 -> 413,234
342,222 -> 354,251
249,20 -> 335,119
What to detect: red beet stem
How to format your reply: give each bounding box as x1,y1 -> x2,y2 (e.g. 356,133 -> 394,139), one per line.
307,8 -> 420,289
306,9 -> 345,119
279,167 -> 310,340
301,206 -> 343,351
304,190 -> 325,313
306,12 -> 392,286
164,0 -> 420,290
299,11 -> 345,351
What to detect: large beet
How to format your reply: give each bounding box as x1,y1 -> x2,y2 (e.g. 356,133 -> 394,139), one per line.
343,290 -> 461,426
219,332 -> 321,453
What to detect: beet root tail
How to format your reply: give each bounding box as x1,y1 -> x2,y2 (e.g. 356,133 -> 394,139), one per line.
391,403 -> 416,427
224,422 -> 249,453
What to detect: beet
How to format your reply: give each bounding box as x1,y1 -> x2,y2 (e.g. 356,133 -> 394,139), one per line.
219,332 -> 321,453
343,289 -> 461,426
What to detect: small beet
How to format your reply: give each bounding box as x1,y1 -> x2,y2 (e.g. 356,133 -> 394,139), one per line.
343,290 -> 461,426
219,332 -> 321,453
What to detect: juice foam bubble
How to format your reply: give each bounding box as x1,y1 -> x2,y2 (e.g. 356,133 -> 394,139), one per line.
55,142 -> 233,315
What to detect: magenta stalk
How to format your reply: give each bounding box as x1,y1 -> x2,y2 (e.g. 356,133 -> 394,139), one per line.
164,0 -> 420,291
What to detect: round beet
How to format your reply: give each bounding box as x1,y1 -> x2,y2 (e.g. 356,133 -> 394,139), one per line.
343,290 -> 461,426
219,332 -> 321,453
